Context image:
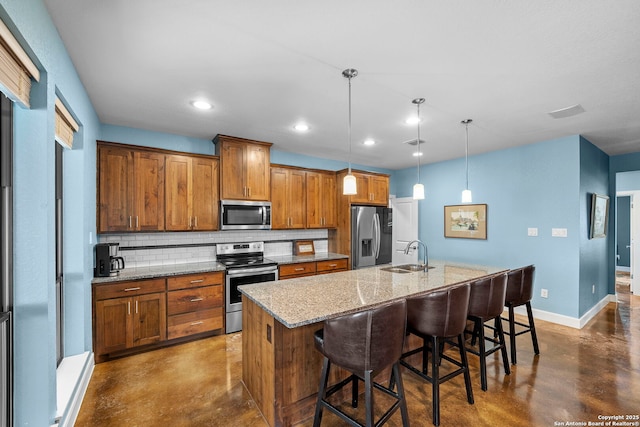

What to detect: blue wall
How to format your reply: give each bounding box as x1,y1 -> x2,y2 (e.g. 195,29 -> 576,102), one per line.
394,136 -> 584,317
102,123 -> 395,177
578,137 -> 610,316
616,170 -> 640,191
1,0 -> 101,425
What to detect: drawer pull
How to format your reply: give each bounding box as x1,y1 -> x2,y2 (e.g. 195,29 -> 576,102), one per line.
124,287 -> 141,292
190,298 -> 204,302
190,321 -> 204,326
190,279 -> 205,284
295,267 -> 305,271
329,264 -> 337,267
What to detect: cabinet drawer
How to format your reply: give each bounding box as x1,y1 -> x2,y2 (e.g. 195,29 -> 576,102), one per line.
167,308 -> 223,340
94,278 -> 166,300
279,262 -> 316,278
167,271 -> 224,291
167,285 -> 222,315
317,259 -> 348,273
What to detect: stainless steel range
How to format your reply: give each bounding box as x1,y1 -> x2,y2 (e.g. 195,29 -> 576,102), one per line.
217,242 -> 278,333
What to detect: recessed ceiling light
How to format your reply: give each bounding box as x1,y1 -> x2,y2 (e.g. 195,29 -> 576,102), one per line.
293,123 -> 310,132
191,100 -> 212,110
363,139 -> 376,146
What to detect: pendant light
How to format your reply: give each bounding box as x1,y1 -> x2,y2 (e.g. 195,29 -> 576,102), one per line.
461,119 -> 473,203
342,68 -> 358,195
412,98 -> 425,200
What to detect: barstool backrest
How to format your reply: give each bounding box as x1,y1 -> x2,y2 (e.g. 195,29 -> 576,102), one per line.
467,273 -> 508,318
407,283 -> 471,338
506,265 -> 536,306
322,299 -> 407,373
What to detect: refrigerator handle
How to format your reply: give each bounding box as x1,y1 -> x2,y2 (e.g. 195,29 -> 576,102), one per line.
374,213 -> 381,259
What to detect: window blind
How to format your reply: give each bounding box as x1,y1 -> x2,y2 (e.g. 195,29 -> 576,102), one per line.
0,18 -> 40,107
54,97 -> 79,149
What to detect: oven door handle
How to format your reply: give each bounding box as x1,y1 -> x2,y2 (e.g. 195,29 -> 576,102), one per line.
226,266 -> 278,276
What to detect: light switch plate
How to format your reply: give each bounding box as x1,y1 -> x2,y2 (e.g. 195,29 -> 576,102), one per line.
527,228 -> 538,237
552,228 -> 568,237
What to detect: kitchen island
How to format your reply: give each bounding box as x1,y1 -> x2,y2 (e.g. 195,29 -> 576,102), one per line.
239,260 -> 507,427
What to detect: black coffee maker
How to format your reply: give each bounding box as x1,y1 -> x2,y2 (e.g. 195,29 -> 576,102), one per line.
94,242 -> 125,277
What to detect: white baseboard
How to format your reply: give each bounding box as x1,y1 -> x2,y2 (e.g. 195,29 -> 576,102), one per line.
54,351 -> 94,427
507,294 -> 616,329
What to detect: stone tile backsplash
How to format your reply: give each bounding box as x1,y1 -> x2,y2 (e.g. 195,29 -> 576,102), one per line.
99,229 -> 329,268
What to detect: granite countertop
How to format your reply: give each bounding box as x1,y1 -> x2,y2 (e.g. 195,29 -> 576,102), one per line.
92,261 -> 226,284
239,260 -> 508,329
91,252 -> 348,284
267,252 -> 348,265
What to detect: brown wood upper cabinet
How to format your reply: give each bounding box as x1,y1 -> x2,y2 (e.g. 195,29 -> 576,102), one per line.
338,170 -> 389,206
306,170 -> 336,228
271,166 -> 306,229
165,154 -> 219,231
214,135 -> 271,201
97,143 -> 165,233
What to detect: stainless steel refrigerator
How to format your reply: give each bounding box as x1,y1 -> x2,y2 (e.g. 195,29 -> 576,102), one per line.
351,206 -> 392,269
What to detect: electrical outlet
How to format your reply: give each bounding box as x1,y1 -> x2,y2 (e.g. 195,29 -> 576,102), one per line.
527,227 -> 538,236
551,228 -> 568,237
541,288 -> 548,298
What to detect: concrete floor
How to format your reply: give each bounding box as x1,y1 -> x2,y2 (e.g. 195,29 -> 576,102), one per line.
75,284 -> 640,426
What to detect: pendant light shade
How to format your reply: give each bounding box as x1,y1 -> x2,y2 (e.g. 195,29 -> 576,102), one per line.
343,173 -> 357,195
342,68 -> 358,195
461,119 -> 473,203
413,183 -> 425,200
412,98 -> 425,200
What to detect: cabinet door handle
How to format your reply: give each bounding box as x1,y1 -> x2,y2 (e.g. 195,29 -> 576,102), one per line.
295,267 -> 305,271
188,217 -> 192,228
190,321 -> 204,326
135,300 -> 138,313
136,216 -> 139,228
190,279 -> 204,284
190,297 -> 204,302
124,287 -> 141,292
128,301 -> 131,315
194,217 -> 198,229
129,216 -> 132,229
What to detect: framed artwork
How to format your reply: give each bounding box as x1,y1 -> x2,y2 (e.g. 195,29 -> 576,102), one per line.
294,240 -> 315,255
444,204 -> 488,239
589,193 -> 609,239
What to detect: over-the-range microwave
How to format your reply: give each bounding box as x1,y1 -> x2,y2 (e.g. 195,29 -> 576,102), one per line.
220,200 -> 271,231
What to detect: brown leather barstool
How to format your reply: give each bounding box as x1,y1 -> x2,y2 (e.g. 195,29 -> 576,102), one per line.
313,299 -> 410,427
399,283 -> 473,426
464,273 -> 510,391
502,265 -> 540,364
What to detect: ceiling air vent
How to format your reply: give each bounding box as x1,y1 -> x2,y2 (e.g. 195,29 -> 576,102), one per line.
403,138 -> 426,146
548,104 -> 585,119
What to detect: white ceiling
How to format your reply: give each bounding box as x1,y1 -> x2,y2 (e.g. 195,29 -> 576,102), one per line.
43,0 -> 640,170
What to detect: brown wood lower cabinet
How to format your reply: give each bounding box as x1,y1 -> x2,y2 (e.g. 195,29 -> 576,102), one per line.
279,258 -> 348,280
166,272 -> 224,340
93,271 -> 224,362
93,278 -> 167,361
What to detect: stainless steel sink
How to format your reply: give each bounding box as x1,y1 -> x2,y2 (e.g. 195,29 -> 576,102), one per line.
380,266 -> 412,274
381,264 -> 435,273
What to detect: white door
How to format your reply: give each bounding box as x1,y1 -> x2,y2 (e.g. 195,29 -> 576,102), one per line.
391,197 -> 418,265
631,192 -> 640,295
617,190 -> 640,295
